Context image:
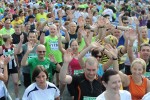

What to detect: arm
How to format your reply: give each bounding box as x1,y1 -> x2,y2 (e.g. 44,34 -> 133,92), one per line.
0,56 -> 10,82
147,80 -> 150,92
60,26 -> 70,43
58,34 -> 66,54
21,42 -> 33,66
40,31 -> 45,44
106,44 -> 130,87
15,34 -> 24,54
59,51 -> 73,84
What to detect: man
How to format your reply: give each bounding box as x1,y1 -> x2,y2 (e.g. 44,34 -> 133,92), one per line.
0,18 -> 15,35
21,44 -> 61,82
35,6 -> 47,23
59,51 -> 103,100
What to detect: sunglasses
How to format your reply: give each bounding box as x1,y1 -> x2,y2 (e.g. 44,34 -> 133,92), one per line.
38,51 -> 46,53
95,55 -> 102,58
123,22 -> 129,24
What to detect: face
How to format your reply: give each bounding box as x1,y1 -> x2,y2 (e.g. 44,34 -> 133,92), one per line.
85,19 -> 91,25
104,74 -> 121,93
141,29 -> 147,39
131,63 -> 144,77
70,40 -> 78,52
122,20 -> 129,26
140,46 -> 150,60
37,45 -> 46,59
84,62 -> 98,81
95,52 -> 102,62
69,23 -> 77,33
4,20 -> 11,29
14,26 -> 21,34
28,33 -> 37,42
49,26 -> 57,36
113,29 -> 121,39
35,71 -> 47,88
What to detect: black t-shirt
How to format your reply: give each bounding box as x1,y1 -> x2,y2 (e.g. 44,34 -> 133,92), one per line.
12,32 -> 28,44
65,33 -> 77,49
70,73 -> 103,100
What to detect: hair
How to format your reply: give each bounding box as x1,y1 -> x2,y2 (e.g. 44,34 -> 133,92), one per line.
102,69 -> 118,84
91,48 -> 101,57
69,39 -> 78,47
131,58 -> 146,74
85,57 -> 98,67
121,16 -> 128,22
2,34 -> 11,42
139,26 -> 148,32
104,35 -> 118,47
32,65 -> 48,82
140,43 -> 150,51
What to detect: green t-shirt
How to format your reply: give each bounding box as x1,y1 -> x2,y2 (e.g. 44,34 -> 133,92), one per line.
0,27 -> 15,35
44,35 -> 63,63
28,57 -> 56,82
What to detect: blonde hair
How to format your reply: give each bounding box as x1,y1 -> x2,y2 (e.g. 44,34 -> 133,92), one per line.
104,35 -> 118,47
139,26 -> 148,33
131,58 -> 146,73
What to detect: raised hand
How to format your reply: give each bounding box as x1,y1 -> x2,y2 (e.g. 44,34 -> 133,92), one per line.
97,16 -> 106,27
49,54 -> 56,64
128,29 -> 137,41
77,16 -> 85,27
90,39 -> 101,48
105,44 -> 118,58
60,25 -> 67,32
63,49 -> 73,63
20,34 -> 24,43
4,56 -> 11,65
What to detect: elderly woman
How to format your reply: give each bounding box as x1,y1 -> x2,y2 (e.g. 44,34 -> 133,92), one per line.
22,65 -> 60,100
96,69 -> 131,100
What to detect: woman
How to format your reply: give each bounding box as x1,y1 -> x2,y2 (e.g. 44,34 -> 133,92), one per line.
113,57 -> 150,100
0,56 -> 12,100
96,69 -> 131,100
22,65 -> 60,100
0,34 -> 19,100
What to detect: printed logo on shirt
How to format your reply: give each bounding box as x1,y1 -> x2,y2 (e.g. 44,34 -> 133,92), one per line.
83,96 -> 96,100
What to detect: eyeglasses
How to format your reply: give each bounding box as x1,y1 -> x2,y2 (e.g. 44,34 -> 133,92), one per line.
95,55 -> 102,58
123,22 -> 129,24
38,51 -> 46,53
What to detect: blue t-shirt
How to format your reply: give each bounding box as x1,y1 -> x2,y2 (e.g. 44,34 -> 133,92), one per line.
97,64 -> 104,76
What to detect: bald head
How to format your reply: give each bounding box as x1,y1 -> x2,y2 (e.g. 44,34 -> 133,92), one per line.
36,44 -> 46,52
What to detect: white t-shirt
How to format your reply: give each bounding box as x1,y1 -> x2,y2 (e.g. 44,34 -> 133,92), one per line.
142,92 -> 150,100
0,81 -> 5,98
96,90 -> 131,100
22,81 -> 60,100
102,8 -> 113,22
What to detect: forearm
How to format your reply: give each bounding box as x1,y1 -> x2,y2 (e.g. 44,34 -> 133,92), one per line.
40,32 -> 45,44
2,64 -> 8,82
21,52 -> 29,66
113,59 -> 119,72
59,62 -> 69,83
64,30 -> 70,43
16,41 -> 23,54
127,40 -> 135,63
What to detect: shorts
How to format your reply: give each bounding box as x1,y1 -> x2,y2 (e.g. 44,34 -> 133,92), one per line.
8,66 -> 18,75
23,73 -> 31,88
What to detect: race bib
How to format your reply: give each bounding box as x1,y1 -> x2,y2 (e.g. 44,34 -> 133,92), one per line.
74,69 -> 84,75
83,96 -> 96,100
40,18 -> 46,23
50,41 -> 58,50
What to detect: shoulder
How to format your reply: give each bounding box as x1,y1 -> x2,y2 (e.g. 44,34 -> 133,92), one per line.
96,92 -> 105,100
119,90 -> 131,95
25,83 -> 38,93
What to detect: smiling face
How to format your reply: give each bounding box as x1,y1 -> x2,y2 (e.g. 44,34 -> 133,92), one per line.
104,74 -> 121,94
141,28 -> 148,39
70,40 -> 78,53
131,63 -> 144,77
140,45 -> 150,61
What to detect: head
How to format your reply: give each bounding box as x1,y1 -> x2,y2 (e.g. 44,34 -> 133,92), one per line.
140,43 -> 150,61
27,32 -> 37,43
39,6 -> 44,13
69,22 -> 77,34
14,25 -> 21,34
104,35 -> 118,47
122,16 -> 129,26
69,39 -> 79,53
32,65 -> 48,88
85,17 -> 92,25
84,57 -> 98,81
3,34 -> 13,43
53,20 -> 60,30
36,44 -> 46,59
91,48 -> 102,62
28,15 -> 35,22
112,29 -> 122,39
131,58 -> 146,76
102,69 -> 121,93
140,26 -> 148,39
4,18 -> 11,29
13,14 -> 19,21
49,24 -> 57,36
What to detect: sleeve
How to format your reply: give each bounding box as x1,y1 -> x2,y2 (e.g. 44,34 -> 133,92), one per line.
126,91 -> 132,100
54,86 -> 60,98
97,64 -> 104,77
22,89 -> 29,100
3,81 -> 12,100
28,58 -> 34,66
51,62 -> 56,70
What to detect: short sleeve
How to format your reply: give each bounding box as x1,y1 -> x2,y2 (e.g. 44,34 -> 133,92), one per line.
54,86 -> 60,98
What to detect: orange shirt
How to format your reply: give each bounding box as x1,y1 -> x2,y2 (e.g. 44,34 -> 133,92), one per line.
129,75 -> 147,100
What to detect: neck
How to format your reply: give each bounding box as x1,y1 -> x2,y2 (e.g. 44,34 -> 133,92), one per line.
105,90 -> 120,100
5,42 -> 11,47
131,75 -> 142,84
37,83 -> 47,90
38,57 -> 45,61
69,31 -> 75,35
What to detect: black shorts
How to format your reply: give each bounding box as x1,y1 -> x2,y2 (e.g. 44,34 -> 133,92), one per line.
23,73 -> 31,88
8,66 -> 18,75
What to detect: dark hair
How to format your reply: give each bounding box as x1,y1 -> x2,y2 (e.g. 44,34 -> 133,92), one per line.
32,65 -> 48,82
103,14 -> 110,18
121,16 -> 128,22
91,48 -> 101,57
102,69 -> 118,83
